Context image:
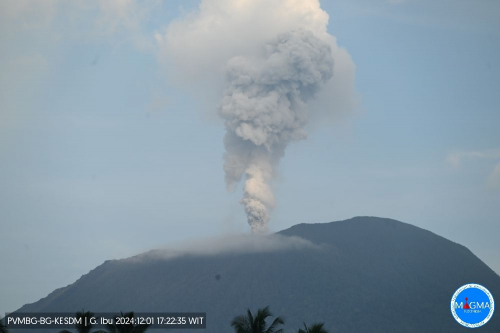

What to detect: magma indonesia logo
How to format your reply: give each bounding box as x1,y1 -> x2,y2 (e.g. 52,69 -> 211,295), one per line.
451,283 -> 495,328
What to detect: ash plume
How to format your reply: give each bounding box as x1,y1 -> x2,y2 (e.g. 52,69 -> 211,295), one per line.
220,30 -> 334,232
159,0 -> 356,232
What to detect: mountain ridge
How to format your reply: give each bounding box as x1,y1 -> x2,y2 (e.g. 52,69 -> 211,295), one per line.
13,216 -> 500,332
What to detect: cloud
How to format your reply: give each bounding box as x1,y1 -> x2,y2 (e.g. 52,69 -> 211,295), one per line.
0,0 -> 59,33
132,233 -> 322,261
0,0 -> 161,52
158,0 -> 331,77
488,163 -> 500,189
447,149 -> 500,189
93,0 -> 161,50
0,0 -> 162,139
157,0 -> 358,231
0,0 -> 358,232
156,0 -> 357,116
447,149 -> 500,168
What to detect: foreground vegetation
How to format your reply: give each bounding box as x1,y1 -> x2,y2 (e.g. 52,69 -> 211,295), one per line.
0,319 -> 8,333
59,310 -> 106,333
231,306 -> 328,333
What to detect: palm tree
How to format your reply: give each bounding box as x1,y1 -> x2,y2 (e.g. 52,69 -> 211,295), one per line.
106,312 -> 150,333
0,318 -> 8,333
231,306 -> 284,333
298,322 -> 328,333
60,310 -> 106,333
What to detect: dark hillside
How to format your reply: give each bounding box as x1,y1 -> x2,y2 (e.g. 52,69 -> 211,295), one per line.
14,217 -> 500,332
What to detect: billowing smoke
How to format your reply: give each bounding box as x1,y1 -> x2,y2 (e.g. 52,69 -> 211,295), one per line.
158,0 -> 356,232
220,30 -> 334,232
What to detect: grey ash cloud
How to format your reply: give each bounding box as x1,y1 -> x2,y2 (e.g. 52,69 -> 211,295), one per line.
158,0 -> 357,232
220,29 -> 334,232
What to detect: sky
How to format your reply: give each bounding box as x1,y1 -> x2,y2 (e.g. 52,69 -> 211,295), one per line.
1,0 -> 499,315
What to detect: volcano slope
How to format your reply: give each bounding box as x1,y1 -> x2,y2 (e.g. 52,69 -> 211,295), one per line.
14,217 -> 500,332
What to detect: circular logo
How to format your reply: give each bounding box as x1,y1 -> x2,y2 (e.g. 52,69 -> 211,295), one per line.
451,283 -> 495,328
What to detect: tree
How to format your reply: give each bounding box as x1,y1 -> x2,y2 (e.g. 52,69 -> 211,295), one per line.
298,322 -> 328,333
231,306 -> 284,333
60,310 -> 106,333
0,318 -> 8,333
106,312 -> 150,333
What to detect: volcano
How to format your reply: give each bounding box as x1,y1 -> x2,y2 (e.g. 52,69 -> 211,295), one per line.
13,217 -> 500,332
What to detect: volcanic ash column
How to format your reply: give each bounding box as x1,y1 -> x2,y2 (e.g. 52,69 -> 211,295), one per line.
219,29 -> 334,232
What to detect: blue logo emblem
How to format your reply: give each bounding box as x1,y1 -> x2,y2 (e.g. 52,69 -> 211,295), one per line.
451,283 -> 495,328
